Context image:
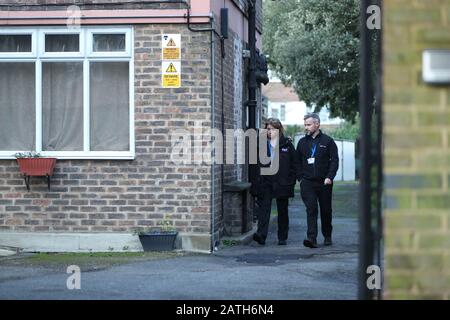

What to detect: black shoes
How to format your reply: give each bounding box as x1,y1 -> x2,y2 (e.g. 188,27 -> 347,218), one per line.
278,240 -> 287,245
303,238 -> 318,248
324,237 -> 332,246
253,233 -> 266,245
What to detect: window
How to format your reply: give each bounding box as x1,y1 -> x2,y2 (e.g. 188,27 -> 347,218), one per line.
88,30 -> 131,57
280,104 -> 286,122
0,27 -> 134,159
0,63 -> 35,150
93,34 -> 126,52
0,30 -> 36,57
0,35 -> 32,52
271,108 -> 279,119
45,34 -> 80,52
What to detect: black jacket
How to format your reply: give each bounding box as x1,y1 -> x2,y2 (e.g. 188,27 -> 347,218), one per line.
295,130 -> 339,182
251,134 -> 297,198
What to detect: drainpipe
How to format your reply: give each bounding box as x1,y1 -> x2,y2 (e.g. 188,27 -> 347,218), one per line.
210,21 -> 217,253
359,0 -> 373,300
247,0 -> 258,187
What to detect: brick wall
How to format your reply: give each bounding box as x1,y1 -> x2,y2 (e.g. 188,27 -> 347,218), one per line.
211,12 -> 253,238
0,24 -> 213,246
383,0 -> 450,299
0,1 -> 258,250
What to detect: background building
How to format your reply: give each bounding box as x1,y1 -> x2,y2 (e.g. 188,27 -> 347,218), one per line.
262,74 -> 344,128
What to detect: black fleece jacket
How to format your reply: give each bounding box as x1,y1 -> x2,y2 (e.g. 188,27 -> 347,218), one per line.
295,130 -> 339,182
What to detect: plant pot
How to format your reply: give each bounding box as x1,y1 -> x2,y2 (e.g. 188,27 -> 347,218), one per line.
138,231 -> 178,252
16,158 -> 57,176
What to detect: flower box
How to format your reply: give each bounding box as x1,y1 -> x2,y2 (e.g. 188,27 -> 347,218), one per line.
138,231 -> 178,252
14,154 -> 57,191
16,158 -> 57,176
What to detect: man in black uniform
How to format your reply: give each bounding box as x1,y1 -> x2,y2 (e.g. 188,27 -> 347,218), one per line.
296,113 -> 339,248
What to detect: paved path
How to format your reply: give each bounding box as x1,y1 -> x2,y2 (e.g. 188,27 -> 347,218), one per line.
0,196 -> 358,300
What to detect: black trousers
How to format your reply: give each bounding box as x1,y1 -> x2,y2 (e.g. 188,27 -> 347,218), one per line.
255,182 -> 289,241
300,179 -> 333,240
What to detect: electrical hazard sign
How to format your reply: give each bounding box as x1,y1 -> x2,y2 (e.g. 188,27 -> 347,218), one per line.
162,34 -> 181,60
162,61 -> 181,88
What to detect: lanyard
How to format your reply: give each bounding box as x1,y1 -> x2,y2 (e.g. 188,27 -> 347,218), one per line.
311,143 -> 317,158
268,141 -> 276,159
269,143 -> 274,158
310,135 -> 321,158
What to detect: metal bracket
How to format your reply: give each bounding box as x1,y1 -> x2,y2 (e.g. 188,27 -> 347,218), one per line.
23,174 -> 51,192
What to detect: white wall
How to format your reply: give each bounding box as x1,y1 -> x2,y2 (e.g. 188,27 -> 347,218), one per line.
335,140 -> 356,181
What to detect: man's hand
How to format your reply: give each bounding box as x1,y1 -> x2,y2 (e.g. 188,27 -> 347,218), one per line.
324,178 -> 333,185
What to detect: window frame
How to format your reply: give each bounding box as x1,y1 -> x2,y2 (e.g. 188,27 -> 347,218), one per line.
0,29 -> 37,58
39,28 -> 84,58
0,26 -> 135,160
87,27 -> 132,58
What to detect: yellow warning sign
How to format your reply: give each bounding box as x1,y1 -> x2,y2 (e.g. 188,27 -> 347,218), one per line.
166,63 -> 177,73
162,34 -> 181,60
163,74 -> 180,87
163,48 -> 180,60
162,61 -> 181,88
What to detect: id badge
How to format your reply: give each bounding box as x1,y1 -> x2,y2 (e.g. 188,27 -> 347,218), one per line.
307,157 -> 315,165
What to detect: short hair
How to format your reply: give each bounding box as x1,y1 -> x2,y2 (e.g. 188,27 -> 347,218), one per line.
304,113 -> 321,124
264,118 -> 284,135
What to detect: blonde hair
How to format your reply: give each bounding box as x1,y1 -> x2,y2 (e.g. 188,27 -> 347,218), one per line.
264,118 -> 284,135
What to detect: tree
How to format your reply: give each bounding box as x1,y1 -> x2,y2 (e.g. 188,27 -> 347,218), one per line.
327,121 -> 360,141
263,0 -> 360,122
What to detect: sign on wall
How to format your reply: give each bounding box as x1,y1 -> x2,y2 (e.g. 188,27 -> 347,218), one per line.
162,61 -> 181,88
162,34 -> 181,60
162,34 -> 181,88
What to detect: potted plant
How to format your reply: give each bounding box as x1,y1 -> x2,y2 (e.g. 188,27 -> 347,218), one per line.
135,216 -> 178,252
14,152 -> 57,191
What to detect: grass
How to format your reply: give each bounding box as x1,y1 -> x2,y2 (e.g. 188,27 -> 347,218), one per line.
332,181 -> 359,218
0,251 -> 192,272
270,180 -> 359,218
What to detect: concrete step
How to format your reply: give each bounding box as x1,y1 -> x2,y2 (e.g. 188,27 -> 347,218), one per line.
0,246 -> 20,257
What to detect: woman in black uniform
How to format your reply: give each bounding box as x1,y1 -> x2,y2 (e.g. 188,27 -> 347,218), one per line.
252,118 -> 297,245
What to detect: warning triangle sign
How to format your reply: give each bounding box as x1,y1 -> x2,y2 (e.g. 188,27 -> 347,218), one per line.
166,63 -> 177,73
167,38 -> 177,47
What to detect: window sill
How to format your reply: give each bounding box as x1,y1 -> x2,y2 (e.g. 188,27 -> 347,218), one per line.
0,152 -> 135,160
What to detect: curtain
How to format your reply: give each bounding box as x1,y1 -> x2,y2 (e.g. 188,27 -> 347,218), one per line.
0,63 -> 35,150
93,34 -> 125,52
90,62 -> 129,151
42,62 -> 83,151
45,34 -> 79,52
0,35 -> 31,52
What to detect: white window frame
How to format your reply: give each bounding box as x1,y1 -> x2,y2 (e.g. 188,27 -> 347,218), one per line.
87,27 -> 132,58
0,26 -> 135,160
0,29 -> 37,58
39,28 -> 84,58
